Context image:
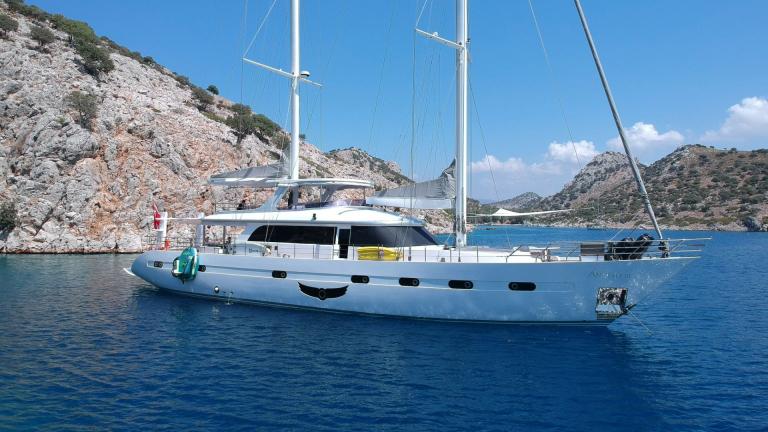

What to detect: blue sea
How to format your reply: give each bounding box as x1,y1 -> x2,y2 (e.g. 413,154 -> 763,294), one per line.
1,227 -> 766,431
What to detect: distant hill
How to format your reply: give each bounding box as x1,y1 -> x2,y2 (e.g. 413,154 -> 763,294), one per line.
535,145 -> 768,231
488,192 -> 542,211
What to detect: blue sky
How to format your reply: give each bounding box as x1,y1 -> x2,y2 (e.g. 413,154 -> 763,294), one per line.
29,0 -> 768,200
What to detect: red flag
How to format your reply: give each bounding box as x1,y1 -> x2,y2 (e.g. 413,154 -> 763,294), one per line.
152,203 -> 161,230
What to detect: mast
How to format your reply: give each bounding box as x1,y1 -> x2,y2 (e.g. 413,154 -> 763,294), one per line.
455,0 -> 469,247
243,0 -> 321,181
574,0 -> 663,239
413,0 -> 469,246
289,0 -> 300,180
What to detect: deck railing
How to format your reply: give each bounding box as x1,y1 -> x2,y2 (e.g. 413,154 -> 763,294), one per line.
142,235 -> 709,264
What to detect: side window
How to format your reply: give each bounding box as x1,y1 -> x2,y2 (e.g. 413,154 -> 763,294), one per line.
350,226 -> 437,247
248,225 -> 336,245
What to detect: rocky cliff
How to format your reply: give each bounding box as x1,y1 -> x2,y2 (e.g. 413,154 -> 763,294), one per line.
0,4 -> 445,253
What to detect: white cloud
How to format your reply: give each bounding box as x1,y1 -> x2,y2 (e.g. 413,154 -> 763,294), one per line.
469,139 -> 597,200
471,154 -> 526,173
702,96 -> 768,143
607,122 -> 684,162
546,140 -> 599,164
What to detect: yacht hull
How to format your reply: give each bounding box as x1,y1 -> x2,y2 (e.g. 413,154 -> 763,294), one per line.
131,251 -> 694,324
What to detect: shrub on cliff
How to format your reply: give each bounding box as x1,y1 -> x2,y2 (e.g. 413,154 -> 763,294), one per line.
49,15 -> 113,76
30,24 -> 54,48
6,0 -> 49,21
224,109 -> 281,143
0,13 -> 19,38
174,74 -> 191,88
50,14 -> 97,43
192,86 -> 214,111
65,91 -> 98,131
225,113 -> 258,144
0,201 -> 19,232
207,85 -> 219,95
253,114 -> 280,138
74,38 -> 114,76
230,103 -> 251,116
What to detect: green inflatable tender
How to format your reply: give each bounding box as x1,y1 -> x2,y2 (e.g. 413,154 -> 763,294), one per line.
171,247 -> 198,282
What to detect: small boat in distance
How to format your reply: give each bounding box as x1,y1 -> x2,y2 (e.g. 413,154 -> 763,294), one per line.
130,0 -> 707,324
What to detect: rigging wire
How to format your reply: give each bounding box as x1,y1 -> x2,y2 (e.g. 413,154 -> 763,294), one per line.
304,0 -> 348,148
367,1 -> 399,157
528,0 -> 608,227
469,79 -> 512,250
527,0 -> 582,169
242,0 -> 280,58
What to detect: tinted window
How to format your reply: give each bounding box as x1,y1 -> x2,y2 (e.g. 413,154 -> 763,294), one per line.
350,226 -> 437,247
248,225 -> 336,245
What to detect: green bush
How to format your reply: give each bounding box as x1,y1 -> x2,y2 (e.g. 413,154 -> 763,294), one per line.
0,13 -> 19,37
192,86 -> 213,110
0,201 -> 19,232
228,103 -> 250,115
30,24 -> 55,47
174,74 -> 191,87
206,85 -> 219,95
74,38 -> 114,76
50,14 -> 97,43
6,0 -> 49,21
253,114 -> 280,138
65,91 -> 98,130
225,113 -> 258,143
142,55 -> 155,65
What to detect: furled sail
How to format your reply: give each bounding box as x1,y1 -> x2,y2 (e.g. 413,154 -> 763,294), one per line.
208,161 -> 288,187
366,161 -> 456,209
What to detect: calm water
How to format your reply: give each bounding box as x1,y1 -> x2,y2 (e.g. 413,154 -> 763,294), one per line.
1,227 -> 766,431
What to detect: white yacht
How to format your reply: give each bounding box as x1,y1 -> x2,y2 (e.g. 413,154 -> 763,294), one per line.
130,0 -> 706,324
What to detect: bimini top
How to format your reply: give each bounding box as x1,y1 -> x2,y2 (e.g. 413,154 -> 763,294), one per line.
209,165 -> 374,190
271,178 -> 374,189
209,163 -> 287,187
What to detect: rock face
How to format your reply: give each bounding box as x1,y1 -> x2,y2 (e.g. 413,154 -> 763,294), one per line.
0,7 -> 444,253
535,145 -> 768,231
488,192 -> 542,211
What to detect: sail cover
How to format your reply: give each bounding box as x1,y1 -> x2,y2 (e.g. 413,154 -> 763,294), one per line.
208,161 -> 288,187
366,161 -> 455,209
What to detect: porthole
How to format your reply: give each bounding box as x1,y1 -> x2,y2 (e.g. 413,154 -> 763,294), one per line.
449,280 -> 473,289
508,282 -> 536,291
153,261 -> 163,268
198,265 -> 206,272
272,270 -> 287,279
399,277 -> 419,287
351,275 -> 369,284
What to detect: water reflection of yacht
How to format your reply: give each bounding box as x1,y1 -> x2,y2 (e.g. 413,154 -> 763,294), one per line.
129,0 -> 706,324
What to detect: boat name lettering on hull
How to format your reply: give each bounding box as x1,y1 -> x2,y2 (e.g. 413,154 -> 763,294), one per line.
590,271 -> 631,279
